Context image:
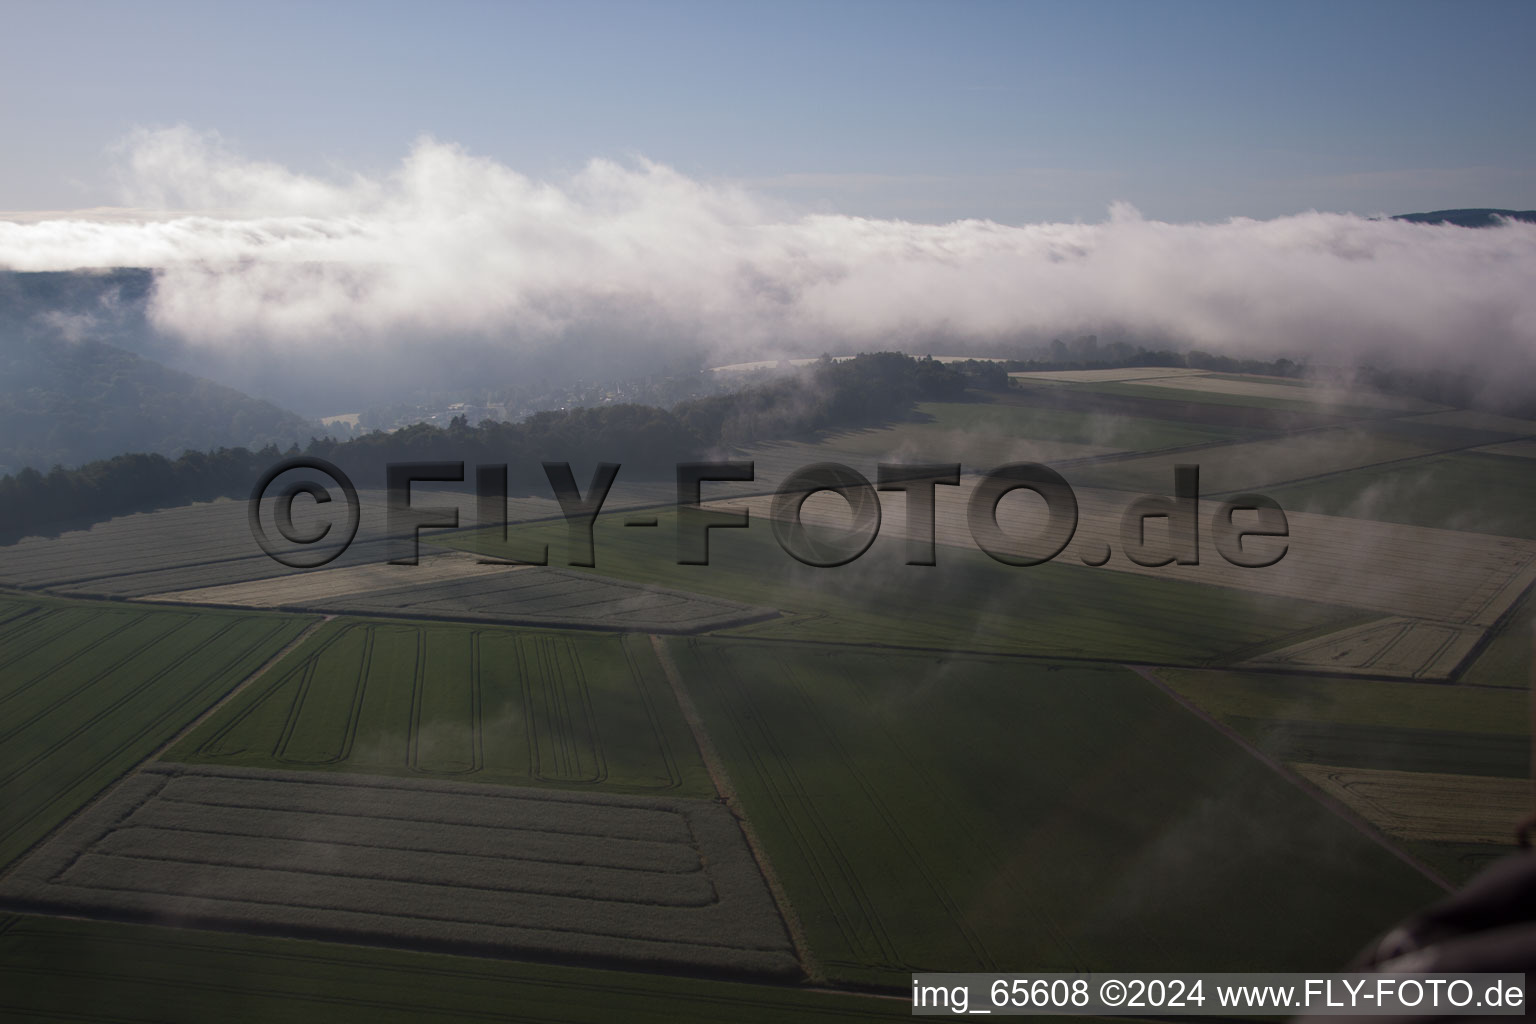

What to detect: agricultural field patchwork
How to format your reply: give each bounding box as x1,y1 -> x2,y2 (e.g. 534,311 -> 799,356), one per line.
666,639 -> 1442,987
692,404 -> 1536,681
0,594 -> 313,868
1156,666 -> 1531,883
165,619 -> 714,797
686,480 -> 1534,681
4,371 -> 1535,1017
448,506 -> 1363,663
0,764 -> 798,977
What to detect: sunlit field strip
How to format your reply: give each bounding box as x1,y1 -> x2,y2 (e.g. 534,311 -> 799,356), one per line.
1290,764 -> 1528,845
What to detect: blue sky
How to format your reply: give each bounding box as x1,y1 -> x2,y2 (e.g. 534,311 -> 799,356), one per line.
4,0 -> 1534,222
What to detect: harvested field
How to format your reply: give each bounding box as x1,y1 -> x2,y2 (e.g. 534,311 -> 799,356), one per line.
0,764 -> 798,977
145,551 -> 774,632
322,571 -> 771,631
667,639 -> 1441,986
1291,764 -> 1528,846
1242,617 -> 1483,680
165,621 -> 714,796
145,550 -> 526,606
0,595 -> 313,868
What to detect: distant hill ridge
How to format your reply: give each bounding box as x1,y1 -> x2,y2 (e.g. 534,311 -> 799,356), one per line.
0,333 -> 317,476
1392,209 -> 1536,228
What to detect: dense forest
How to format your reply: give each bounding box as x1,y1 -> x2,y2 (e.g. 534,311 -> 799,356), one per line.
0,334 -> 317,476
0,353 -> 1005,543
1392,208 -> 1536,228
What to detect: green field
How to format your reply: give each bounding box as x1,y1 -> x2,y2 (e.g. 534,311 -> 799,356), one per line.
446,507 -> 1365,664
1261,450 -> 1536,538
0,915 -> 905,1024
165,618 -> 714,797
821,399 -> 1253,456
1052,379 -> 1411,416
1068,424 -> 1446,495
1158,666 -> 1531,884
5,371 -> 1534,1016
1462,586 -> 1536,688
1157,668 -> 1531,732
0,594 -> 313,868
666,639 -> 1442,986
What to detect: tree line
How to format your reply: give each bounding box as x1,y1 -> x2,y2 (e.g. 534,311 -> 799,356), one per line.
0,353 -> 1004,544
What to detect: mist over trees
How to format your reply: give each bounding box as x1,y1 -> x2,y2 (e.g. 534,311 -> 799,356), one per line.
0,353 -> 999,543
0,333 -> 317,477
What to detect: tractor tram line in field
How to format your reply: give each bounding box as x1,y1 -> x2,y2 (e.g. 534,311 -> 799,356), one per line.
1,383 -> 1533,1016
649,634 -> 822,983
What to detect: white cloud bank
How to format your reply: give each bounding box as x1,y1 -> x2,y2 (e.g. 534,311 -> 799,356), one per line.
2,127 -> 1534,388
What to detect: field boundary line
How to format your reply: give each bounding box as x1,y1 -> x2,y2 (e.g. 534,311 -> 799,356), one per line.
0,613 -> 332,888
703,630 -> 1475,687
1202,433 -> 1536,501
1126,664 -> 1454,893
150,614 -> 334,766
649,634 -> 822,983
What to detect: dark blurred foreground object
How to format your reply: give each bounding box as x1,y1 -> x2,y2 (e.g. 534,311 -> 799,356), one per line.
1354,848 -> 1536,973
1299,846 -> 1535,1022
